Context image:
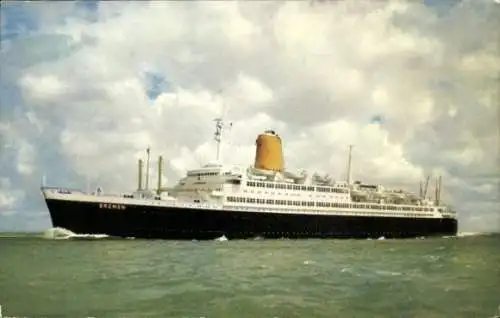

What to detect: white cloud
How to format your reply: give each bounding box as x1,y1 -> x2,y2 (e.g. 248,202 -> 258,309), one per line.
227,73 -> 274,106
16,139 -> 36,176
19,74 -> 68,102
1,0 -> 499,232
0,178 -> 24,212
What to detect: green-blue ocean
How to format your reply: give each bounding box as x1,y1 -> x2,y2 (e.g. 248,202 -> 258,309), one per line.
0,229 -> 499,318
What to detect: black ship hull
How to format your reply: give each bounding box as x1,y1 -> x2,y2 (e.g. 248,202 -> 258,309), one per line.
44,198 -> 458,240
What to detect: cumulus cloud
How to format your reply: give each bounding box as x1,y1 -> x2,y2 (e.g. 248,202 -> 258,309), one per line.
0,178 -> 24,213
0,0 -> 499,232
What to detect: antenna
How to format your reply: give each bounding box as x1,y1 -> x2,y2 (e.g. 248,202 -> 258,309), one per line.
41,173 -> 46,188
213,118 -> 223,161
212,90 -> 233,162
434,176 -> 440,206
157,155 -> 163,195
138,159 -> 144,190
437,175 -> 442,205
423,175 -> 430,199
145,147 -> 151,190
213,118 -> 232,161
346,144 -> 354,185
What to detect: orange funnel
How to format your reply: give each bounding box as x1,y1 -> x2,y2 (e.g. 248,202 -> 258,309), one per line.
254,130 -> 284,172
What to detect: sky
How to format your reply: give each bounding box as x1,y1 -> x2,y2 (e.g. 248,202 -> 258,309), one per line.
0,0 -> 499,233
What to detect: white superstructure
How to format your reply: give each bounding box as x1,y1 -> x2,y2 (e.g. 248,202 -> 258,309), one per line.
163,160 -> 456,219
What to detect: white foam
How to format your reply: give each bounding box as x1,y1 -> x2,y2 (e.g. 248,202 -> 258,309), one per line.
443,232 -> 495,239
375,270 -> 402,276
214,235 -> 228,242
42,227 -> 110,240
457,232 -> 482,237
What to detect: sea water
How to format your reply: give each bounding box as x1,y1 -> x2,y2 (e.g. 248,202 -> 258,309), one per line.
0,229 -> 499,318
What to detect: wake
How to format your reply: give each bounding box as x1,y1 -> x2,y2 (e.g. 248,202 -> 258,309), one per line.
42,227 -> 111,240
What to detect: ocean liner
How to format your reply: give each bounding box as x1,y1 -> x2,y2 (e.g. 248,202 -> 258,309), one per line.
41,119 -> 458,240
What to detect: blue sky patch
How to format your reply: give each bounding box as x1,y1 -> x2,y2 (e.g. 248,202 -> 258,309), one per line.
74,0 -> 99,23
1,2 -> 39,42
143,71 -> 172,101
423,0 -> 461,16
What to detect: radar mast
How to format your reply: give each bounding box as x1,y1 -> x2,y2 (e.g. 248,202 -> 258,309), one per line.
213,118 -> 232,162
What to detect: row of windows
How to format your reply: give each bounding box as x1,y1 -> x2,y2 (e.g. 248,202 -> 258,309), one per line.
176,187 -> 223,192
245,181 -> 348,193
234,197 -> 317,207
226,196 -> 435,212
187,172 -> 219,177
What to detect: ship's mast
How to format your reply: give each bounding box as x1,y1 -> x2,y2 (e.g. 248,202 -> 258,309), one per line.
214,118 -> 223,161
346,144 -> 354,185
157,155 -> 163,195
423,175 -> 430,199
145,147 -> 151,190
213,118 -> 232,161
438,175 -> 442,204
435,175 -> 442,206
137,159 -> 144,190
